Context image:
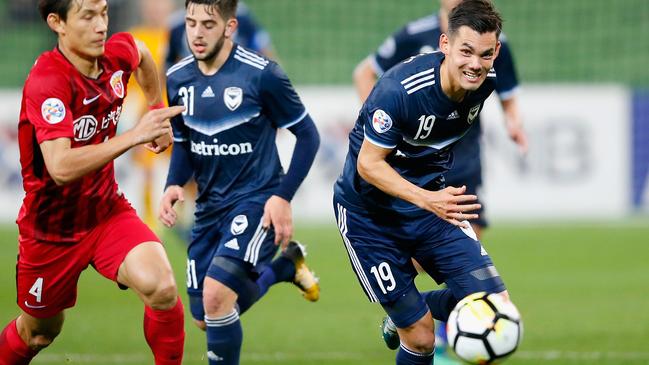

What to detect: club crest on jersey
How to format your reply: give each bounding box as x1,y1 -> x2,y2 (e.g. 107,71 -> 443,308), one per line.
468,105 -> 480,124
110,70 -> 125,98
224,87 -> 243,111
372,109 -> 392,134
41,98 -> 66,124
231,215 -> 248,235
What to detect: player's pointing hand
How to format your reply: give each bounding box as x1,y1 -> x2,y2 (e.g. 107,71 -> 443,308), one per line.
131,105 -> 185,148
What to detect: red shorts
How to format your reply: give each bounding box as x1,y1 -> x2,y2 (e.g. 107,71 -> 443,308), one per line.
16,207 -> 159,318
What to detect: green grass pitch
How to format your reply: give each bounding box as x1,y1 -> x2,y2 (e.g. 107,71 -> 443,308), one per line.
1,222 -> 648,364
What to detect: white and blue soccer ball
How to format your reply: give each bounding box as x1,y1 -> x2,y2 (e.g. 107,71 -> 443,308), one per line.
447,292 -> 523,364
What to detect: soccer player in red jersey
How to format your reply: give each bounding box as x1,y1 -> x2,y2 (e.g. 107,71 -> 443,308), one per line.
0,1 -> 186,364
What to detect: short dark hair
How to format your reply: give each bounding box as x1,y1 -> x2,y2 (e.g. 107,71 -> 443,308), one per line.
185,0 -> 238,20
38,0 -> 75,22
448,0 -> 502,38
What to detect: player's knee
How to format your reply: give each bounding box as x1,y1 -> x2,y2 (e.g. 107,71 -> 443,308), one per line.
193,319 -> 207,331
202,283 -> 237,316
141,276 -> 178,310
400,320 -> 436,353
27,330 -> 60,352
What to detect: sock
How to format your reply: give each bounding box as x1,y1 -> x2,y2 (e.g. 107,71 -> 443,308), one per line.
0,319 -> 37,365
144,298 -> 185,365
422,289 -> 456,321
205,310 -> 243,365
243,256 -> 295,314
396,344 -> 434,365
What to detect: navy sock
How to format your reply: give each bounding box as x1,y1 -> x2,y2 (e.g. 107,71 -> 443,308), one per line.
396,344 -> 434,365
422,289 -> 457,321
255,256 -> 295,295
205,311 -> 242,365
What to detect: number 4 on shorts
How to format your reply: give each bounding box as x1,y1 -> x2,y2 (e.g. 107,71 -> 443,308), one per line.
29,277 -> 44,303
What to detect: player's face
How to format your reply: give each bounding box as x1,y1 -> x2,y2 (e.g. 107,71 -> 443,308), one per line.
440,25 -> 500,93
185,4 -> 237,62
54,0 -> 109,59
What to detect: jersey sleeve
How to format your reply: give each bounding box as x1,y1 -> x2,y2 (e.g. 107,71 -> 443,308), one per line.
493,38 -> 520,100
105,32 -> 140,72
371,26 -> 425,76
260,62 -> 307,128
166,80 -> 189,143
362,78 -> 404,149
24,70 -> 74,143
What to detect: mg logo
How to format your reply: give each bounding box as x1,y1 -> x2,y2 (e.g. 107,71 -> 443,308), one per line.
73,115 -> 98,141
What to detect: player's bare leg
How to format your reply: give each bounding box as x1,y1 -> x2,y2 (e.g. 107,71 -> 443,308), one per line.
202,277 -> 241,365
117,242 -> 184,365
0,311 -> 63,364
395,311 -> 436,364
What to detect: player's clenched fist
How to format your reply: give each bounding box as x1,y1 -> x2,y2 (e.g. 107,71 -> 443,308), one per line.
131,105 -> 185,149
416,185 -> 481,228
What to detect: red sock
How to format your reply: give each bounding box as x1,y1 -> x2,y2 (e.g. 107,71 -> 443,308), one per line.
0,319 -> 37,365
143,297 -> 185,365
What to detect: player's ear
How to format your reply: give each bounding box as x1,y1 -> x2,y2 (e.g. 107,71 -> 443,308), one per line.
439,33 -> 450,55
224,17 -> 238,38
493,40 -> 501,59
46,13 -> 66,35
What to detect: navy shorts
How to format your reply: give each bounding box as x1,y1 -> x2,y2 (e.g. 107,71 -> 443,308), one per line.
333,194 -> 505,315
186,200 -> 277,316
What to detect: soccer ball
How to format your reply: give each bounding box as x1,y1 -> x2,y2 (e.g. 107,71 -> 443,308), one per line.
447,292 -> 523,364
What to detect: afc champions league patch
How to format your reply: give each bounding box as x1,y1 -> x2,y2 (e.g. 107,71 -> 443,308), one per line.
230,214 -> 248,235
224,86 -> 243,111
110,70 -> 125,98
372,109 -> 393,134
41,98 -> 66,124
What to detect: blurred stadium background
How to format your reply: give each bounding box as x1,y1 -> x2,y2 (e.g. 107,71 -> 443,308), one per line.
0,0 -> 648,364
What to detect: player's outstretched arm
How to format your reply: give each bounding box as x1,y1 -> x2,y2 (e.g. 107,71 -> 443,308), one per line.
133,39 -> 173,152
40,106 -> 184,185
357,139 -> 480,228
353,57 -> 379,103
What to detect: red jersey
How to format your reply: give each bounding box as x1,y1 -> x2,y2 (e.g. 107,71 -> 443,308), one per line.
17,33 -> 140,243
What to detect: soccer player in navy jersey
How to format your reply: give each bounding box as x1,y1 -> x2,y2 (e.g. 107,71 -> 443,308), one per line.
354,0 -> 527,240
0,1 -> 186,364
159,1 -> 320,364
334,1 -> 513,364
165,1 -> 274,70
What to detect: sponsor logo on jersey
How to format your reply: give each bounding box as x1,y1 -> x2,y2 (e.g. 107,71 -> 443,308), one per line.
73,115 -> 98,141
447,110 -> 460,120
190,139 -> 253,157
372,109 -> 392,134
231,215 -> 248,235
468,105 -> 480,124
224,87 -> 243,111
41,98 -> 66,124
202,86 -> 215,98
110,70 -> 125,98
82,94 -> 100,105
224,238 -> 240,250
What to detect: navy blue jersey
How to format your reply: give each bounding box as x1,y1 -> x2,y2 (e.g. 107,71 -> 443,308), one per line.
370,12 -> 520,184
166,3 -> 272,70
166,44 -> 307,226
335,52 -> 496,216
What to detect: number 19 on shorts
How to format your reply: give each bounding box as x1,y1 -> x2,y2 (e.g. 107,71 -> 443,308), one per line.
370,262 -> 396,294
